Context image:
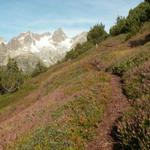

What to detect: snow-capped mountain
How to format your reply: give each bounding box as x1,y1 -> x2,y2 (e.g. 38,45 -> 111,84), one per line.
0,28 -> 87,72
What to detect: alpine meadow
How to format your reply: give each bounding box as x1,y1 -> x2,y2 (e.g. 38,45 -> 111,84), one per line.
0,0 -> 149,150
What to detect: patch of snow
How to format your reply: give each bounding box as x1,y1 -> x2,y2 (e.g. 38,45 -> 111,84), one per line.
35,35 -> 57,52
36,36 -> 50,48
59,38 -> 73,49
31,44 -> 40,53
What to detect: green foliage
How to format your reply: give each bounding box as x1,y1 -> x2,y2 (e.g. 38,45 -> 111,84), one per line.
65,42 -> 93,60
117,98 -> 150,150
123,61 -> 150,99
127,2 -> 150,34
110,2 -> 150,36
0,58 -> 24,94
87,23 -> 108,44
108,48 -> 150,76
110,16 -> 129,36
65,23 -> 108,61
31,62 -> 47,77
11,72 -> 111,149
12,94 -> 105,149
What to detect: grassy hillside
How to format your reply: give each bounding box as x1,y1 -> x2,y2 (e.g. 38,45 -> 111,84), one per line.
0,22 -> 147,149
0,2 -> 150,149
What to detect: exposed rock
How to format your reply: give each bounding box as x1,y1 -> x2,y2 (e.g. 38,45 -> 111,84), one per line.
52,28 -> 67,43
14,53 -> 40,73
0,29 -> 87,72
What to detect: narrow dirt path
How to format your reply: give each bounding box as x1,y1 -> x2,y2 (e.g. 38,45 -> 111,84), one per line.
86,75 -> 130,150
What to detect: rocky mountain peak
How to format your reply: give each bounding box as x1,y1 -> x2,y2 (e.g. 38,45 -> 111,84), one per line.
52,28 -> 67,42
18,31 -> 41,41
41,32 -> 51,37
0,29 -> 87,72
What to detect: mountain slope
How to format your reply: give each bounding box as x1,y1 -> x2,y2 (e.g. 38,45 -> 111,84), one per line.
0,22 -> 149,149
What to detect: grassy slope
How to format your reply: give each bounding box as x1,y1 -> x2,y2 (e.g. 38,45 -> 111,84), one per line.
0,23 -> 150,149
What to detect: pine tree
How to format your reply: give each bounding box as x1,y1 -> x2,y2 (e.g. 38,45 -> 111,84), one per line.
0,58 -> 24,93
87,23 -> 108,44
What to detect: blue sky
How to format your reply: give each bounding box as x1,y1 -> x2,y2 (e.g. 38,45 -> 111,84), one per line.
0,0 -> 143,41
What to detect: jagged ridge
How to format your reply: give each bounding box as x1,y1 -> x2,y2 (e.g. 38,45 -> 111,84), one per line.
0,29 -> 87,72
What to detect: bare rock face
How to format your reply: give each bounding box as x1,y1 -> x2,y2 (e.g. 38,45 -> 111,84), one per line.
0,43 -> 7,53
7,39 -> 22,50
0,42 -> 8,66
52,28 -> 67,43
14,53 -> 40,72
0,29 -> 87,72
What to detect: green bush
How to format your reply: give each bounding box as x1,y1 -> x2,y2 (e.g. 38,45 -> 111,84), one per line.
108,48 -> 150,76
110,17 -> 129,36
65,42 -> 93,60
110,2 -> 150,36
0,58 -> 24,94
123,61 -> 150,100
31,62 -> 47,77
117,97 -> 150,150
87,23 -> 108,44
127,2 -> 150,34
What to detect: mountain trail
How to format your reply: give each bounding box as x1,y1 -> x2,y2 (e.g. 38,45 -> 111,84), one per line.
86,74 -> 130,150
0,65 -> 130,149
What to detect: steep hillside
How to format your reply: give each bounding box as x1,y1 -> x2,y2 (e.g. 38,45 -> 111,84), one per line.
0,1 -> 150,149
0,21 -> 149,149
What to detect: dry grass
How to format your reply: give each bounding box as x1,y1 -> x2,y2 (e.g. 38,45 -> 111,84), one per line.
0,22 -> 150,149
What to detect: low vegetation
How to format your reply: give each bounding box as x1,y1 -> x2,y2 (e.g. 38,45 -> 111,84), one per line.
108,19 -> 150,150
123,61 -> 150,100
108,47 -> 150,76
116,59 -> 150,150
10,72 -> 111,149
107,37 -> 150,149
0,1 -> 150,149
65,42 -> 93,60
117,97 -> 150,150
